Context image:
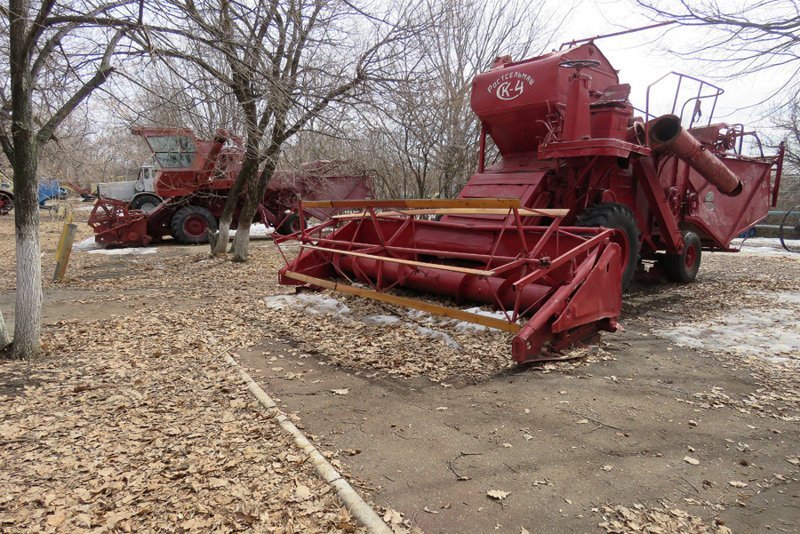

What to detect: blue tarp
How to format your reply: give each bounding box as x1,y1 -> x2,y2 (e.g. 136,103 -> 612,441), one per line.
38,179 -> 63,207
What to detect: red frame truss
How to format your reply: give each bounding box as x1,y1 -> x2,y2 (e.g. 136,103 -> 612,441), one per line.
275,198 -> 623,363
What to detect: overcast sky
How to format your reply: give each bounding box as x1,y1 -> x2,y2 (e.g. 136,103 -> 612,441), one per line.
558,0 -> 784,134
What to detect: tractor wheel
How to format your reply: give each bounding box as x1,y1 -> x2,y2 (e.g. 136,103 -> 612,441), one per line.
128,193 -> 162,213
0,192 -> 12,215
170,205 -> 217,244
577,203 -> 641,291
660,231 -> 702,283
275,213 -> 305,236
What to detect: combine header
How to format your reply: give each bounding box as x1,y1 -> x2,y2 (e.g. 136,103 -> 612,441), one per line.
276,42 -> 784,363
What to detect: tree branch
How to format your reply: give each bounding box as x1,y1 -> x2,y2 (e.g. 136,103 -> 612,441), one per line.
36,30 -> 126,144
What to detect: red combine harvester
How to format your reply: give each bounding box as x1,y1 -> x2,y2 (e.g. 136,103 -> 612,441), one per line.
277,42 -> 784,363
89,128 -> 374,246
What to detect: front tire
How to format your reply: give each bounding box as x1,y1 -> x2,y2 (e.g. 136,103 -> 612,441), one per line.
129,193 -> 162,213
577,203 -> 641,291
275,213 -> 305,236
170,206 -> 217,244
660,231 -> 702,283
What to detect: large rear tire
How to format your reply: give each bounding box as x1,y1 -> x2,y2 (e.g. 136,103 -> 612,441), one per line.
577,203 -> 641,291
170,205 -> 217,244
660,230 -> 702,283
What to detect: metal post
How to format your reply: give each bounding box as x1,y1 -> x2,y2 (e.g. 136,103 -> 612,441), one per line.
53,223 -> 78,281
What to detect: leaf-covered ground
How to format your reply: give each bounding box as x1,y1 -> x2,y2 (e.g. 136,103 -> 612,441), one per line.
2,205 -> 799,533
0,212 -> 367,532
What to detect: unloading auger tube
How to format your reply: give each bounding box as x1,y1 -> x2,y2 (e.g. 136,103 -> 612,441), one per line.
649,114 -> 743,196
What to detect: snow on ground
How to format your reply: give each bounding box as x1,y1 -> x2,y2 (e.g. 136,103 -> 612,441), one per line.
729,237 -> 800,258
238,223 -> 274,237
265,293 -> 465,349
76,235 -> 158,256
658,292 -> 800,364
454,307 -> 516,333
87,247 -> 158,256
265,293 -> 350,315
74,237 -> 101,251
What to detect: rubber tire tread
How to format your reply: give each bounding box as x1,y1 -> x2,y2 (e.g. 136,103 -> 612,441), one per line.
576,202 -> 641,291
128,193 -> 162,212
275,213 -> 304,236
660,230 -> 702,283
170,205 -> 217,244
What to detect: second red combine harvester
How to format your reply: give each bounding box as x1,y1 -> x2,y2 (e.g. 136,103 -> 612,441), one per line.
277,42 -> 784,363
89,128 -> 374,247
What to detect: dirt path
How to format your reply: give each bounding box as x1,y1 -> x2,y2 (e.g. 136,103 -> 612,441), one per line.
0,213 -> 373,533
241,251 -> 800,533
1,208 -> 798,532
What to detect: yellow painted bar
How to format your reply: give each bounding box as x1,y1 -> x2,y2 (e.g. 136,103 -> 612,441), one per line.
283,271 -> 520,333
53,223 -> 78,281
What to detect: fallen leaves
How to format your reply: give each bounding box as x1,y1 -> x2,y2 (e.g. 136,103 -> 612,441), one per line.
0,244 -> 363,533
295,484 -> 313,501
597,502 -> 723,533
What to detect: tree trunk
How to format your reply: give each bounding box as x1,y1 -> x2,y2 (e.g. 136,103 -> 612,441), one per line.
0,309 -> 11,351
232,156 -> 278,262
212,146 -> 260,255
11,148 -> 42,360
231,180 -> 260,262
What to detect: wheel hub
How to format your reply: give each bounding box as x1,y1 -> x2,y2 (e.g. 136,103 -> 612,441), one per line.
184,215 -> 207,238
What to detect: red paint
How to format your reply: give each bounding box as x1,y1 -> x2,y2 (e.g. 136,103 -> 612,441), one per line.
278,42 -> 783,362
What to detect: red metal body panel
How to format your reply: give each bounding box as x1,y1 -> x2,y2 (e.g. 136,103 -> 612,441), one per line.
471,44 -> 619,156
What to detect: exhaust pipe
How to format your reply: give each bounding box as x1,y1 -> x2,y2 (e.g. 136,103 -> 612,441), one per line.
649,114 -> 742,196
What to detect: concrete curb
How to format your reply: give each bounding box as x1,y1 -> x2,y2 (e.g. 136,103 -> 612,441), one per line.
222,351 -> 392,534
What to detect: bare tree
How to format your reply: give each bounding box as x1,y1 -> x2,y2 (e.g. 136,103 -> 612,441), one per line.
772,102 -> 800,208
116,59 -> 244,138
0,0 -> 139,358
357,0 -> 557,198
638,0 -> 800,104
136,0 -> 416,261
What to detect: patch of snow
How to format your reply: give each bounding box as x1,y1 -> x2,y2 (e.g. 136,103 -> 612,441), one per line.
362,315 -> 401,326
657,291 -> 800,364
454,307 -> 514,333
405,309 -> 436,324
247,223 -> 274,237
728,237 -> 800,258
87,247 -> 157,256
264,293 -> 350,315
264,294 -> 463,349
411,325 -> 461,349
74,237 -> 101,251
